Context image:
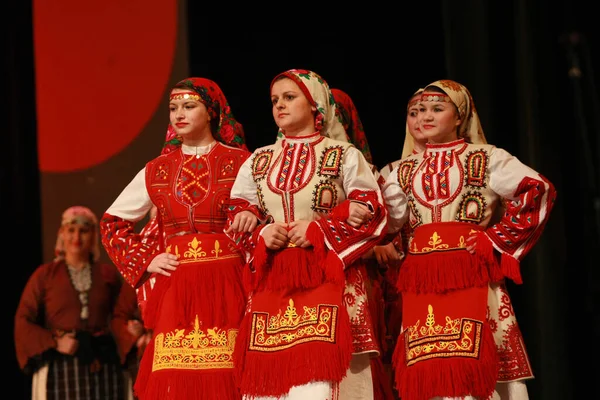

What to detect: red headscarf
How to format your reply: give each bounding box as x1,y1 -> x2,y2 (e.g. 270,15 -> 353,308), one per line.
331,88 -> 373,164
161,77 -> 247,154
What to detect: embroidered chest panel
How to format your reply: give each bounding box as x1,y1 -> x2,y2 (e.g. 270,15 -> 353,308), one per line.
408,146 -> 496,226
250,140 -> 350,222
146,145 -> 248,235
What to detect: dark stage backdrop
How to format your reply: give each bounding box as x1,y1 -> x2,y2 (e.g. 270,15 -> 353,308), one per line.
5,0 -> 599,399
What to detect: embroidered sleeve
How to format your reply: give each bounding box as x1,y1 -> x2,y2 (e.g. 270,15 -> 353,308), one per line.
313,148 -> 388,267
100,214 -> 158,288
487,147 -> 557,261
100,167 -> 157,288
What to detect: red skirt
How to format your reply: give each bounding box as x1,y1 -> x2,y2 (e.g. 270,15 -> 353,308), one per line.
135,233 -> 246,400
234,246 -> 353,398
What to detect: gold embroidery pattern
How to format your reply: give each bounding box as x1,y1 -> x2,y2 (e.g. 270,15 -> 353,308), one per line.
152,315 -> 237,371
249,299 -> 338,352
166,237 -> 239,264
405,305 -> 483,366
410,231 -> 468,254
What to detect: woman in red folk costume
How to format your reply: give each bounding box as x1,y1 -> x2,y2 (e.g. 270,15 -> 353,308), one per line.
226,69 -> 387,400
331,87 -> 397,400
100,77 -> 250,400
382,79 -> 556,400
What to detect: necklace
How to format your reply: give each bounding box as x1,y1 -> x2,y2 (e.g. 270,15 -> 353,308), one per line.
67,263 -> 92,320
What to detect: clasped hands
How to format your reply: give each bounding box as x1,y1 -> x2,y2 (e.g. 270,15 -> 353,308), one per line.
229,202 -> 373,251
147,203 -> 373,276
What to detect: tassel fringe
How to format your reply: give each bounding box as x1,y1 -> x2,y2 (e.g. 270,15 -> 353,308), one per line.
397,249 -> 494,294
392,324 -> 498,400
233,304 -> 353,398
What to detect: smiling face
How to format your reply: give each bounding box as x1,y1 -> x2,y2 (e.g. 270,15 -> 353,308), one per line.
60,222 -> 95,259
169,88 -> 212,144
270,77 -> 316,137
417,91 -> 461,144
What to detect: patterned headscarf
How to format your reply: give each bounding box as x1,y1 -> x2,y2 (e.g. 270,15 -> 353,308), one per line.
401,88 -> 424,159
54,206 -> 101,262
272,69 -> 347,142
161,77 -> 247,154
331,88 -> 373,164
420,79 -> 487,144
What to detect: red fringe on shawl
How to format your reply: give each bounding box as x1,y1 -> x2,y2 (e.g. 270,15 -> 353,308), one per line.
397,222 -> 506,294
470,230 -> 522,284
143,256 -> 246,330
501,253 -> 522,284
307,221 -> 346,286
243,236 -> 268,293
233,297 -> 353,398
397,249 -> 500,294
244,223 -> 346,293
392,324 -> 499,400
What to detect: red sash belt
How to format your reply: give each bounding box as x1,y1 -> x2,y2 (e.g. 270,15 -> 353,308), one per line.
166,233 -> 241,264
397,222 -> 497,294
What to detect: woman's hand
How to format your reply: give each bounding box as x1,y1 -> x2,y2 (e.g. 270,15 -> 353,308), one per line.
226,211 -> 257,234
127,319 -> 145,338
262,222 -> 289,250
55,332 -> 78,355
147,253 -> 179,277
373,242 -> 401,266
287,220 -> 312,248
347,202 -> 372,228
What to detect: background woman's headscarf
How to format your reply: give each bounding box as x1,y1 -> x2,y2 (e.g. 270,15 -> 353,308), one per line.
401,88 -> 424,159
161,77 -> 248,154
54,206 -> 101,262
272,69 -> 347,143
420,79 -> 487,144
331,88 -> 373,164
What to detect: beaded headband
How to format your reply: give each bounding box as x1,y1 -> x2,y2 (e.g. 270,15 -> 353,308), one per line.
170,92 -> 201,101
